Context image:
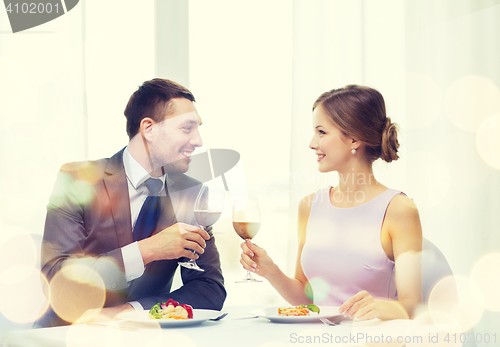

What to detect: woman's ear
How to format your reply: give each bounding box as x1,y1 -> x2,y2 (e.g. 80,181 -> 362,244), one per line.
140,117 -> 155,142
351,138 -> 361,150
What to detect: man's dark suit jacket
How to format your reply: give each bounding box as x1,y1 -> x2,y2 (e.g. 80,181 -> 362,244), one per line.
36,148 -> 226,327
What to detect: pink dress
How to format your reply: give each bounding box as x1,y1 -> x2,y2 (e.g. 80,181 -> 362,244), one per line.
301,187 -> 402,306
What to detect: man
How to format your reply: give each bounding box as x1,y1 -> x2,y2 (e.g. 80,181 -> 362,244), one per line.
36,79 -> 226,327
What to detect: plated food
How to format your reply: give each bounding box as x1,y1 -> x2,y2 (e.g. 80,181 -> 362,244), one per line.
149,299 -> 194,320
278,304 -> 320,316
251,306 -> 340,323
119,309 -> 222,327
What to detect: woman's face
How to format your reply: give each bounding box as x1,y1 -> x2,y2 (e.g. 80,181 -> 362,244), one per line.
309,105 -> 353,173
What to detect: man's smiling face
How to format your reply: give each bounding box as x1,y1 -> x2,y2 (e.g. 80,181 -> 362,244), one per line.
148,97 -> 203,174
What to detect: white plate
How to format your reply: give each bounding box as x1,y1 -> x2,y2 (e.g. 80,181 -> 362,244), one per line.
250,306 -> 343,323
118,309 -> 223,327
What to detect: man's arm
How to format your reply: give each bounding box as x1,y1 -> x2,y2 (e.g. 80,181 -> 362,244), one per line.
136,231 -> 226,311
36,163 -> 134,327
41,163 -> 129,291
42,165 -> 211,293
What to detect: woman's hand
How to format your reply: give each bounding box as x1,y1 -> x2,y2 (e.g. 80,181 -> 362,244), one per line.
339,291 -> 380,321
240,239 -> 276,278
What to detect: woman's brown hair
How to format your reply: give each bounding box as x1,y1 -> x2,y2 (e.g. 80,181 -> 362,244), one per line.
313,85 -> 399,163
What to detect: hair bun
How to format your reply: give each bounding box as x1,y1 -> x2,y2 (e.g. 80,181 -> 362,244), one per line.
381,118 -> 399,163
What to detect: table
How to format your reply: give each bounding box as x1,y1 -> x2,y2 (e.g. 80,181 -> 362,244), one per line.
4,307 -> 452,347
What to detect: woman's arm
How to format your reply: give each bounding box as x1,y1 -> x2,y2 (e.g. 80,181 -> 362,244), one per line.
339,194 -> 423,320
240,193 -> 315,305
386,194 -> 423,317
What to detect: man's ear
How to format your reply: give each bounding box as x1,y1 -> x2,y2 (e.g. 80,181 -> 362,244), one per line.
140,117 -> 155,141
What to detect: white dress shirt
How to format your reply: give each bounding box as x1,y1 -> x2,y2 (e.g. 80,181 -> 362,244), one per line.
121,147 -> 166,310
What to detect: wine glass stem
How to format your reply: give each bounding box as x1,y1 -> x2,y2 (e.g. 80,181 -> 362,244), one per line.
245,270 -> 254,280
246,239 -> 257,280
189,225 -> 207,259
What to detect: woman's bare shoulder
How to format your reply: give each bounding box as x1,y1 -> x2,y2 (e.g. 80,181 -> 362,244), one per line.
298,192 -> 316,212
297,192 -> 317,242
385,193 -> 422,242
387,193 -> 419,218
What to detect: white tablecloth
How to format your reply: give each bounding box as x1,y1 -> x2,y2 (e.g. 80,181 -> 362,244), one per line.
4,307 -> 451,347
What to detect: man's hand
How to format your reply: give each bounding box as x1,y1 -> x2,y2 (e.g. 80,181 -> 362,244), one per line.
138,222 -> 210,265
76,304 -> 134,324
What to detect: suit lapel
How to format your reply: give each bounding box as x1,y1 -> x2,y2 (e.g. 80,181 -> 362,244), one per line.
103,148 -> 133,247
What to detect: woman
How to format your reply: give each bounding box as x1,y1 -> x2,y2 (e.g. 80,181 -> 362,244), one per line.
240,85 -> 422,320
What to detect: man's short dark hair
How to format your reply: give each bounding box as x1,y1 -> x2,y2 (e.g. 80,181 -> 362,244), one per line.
124,78 -> 195,139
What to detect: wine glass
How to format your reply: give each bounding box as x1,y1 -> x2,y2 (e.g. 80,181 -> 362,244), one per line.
232,193 -> 262,283
178,181 -> 225,271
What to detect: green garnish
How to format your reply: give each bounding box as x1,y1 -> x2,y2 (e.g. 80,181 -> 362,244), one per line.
299,304 -> 320,313
149,303 -> 163,319
307,304 -> 320,313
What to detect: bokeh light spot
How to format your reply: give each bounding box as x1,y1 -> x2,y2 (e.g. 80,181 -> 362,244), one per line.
445,75 -> 500,133
48,172 -> 95,210
470,253 -> 500,312
476,114 -> 500,171
50,264 -> 106,324
407,312 -> 461,347
305,277 -> 330,302
0,233 -> 37,278
77,162 -> 104,185
0,266 -> 50,324
428,275 -> 484,332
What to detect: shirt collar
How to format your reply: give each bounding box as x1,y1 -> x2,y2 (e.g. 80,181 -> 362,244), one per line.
123,147 -> 167,190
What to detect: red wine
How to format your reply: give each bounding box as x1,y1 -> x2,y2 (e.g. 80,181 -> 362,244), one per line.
194,210 -> 222,227
233,221 -> 260,240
